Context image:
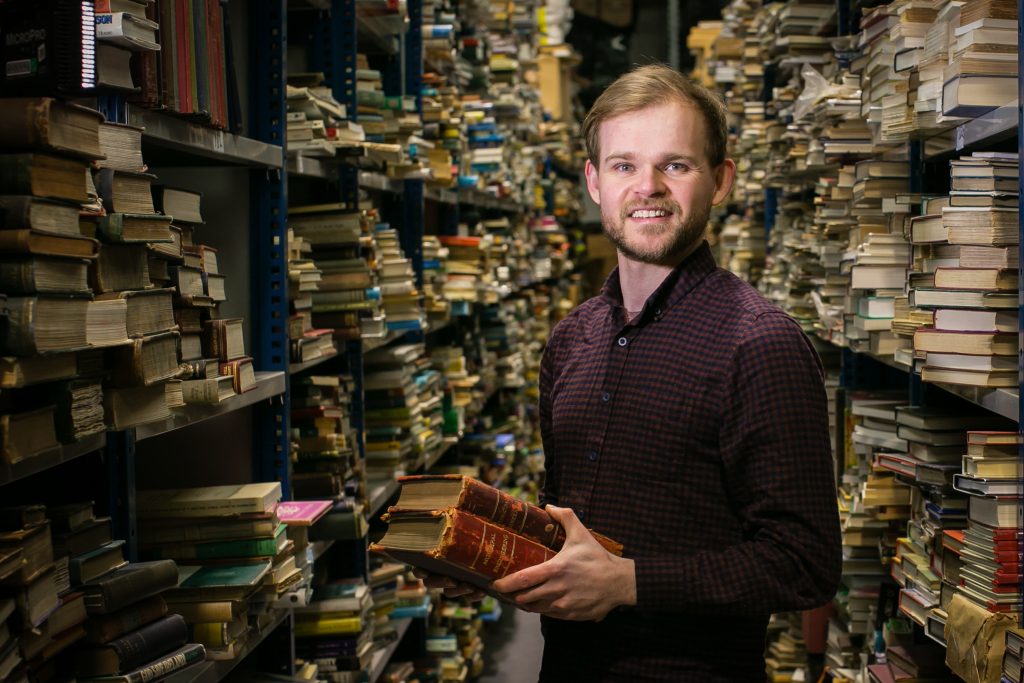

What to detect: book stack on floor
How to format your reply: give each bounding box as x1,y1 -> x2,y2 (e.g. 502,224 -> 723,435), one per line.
911,153 -> 1019,388
374,224 -> 425,333
287,229 -> 335,365
291,374 -> 364,506
292,568 -> 374,683
0,99 -> 111,467
363,344 -> 428,478
135,482 -> 285,660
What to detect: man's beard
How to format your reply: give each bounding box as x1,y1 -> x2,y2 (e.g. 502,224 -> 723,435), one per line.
602,199 -> 709,266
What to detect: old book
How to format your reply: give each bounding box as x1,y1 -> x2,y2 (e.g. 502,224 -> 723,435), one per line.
84,594 -> 168,644
0,98 -> 104,159
0,257 -> 90,295
0,519 -> 52,584
179,375 -> 235,404
170,561 -> 272,602
170,265 -> 204,298
139,513 -> 280,545
18,589 -> 87,660
0,195 -> 81,234
148,225 -> 182,261
201,272 -> 227,302
0,153 -> 90,202
0,229 -> 99,259
76,614 -> 188,676
81,560 -> 179,615
87,298 -> 131,348
96,121 -> 145,173
136,483 -> 281,519
78,642 -> 206,683
968,496 -> 1021,528
911,288 -> 1017,309
389,475 -> 623,556
218,356 -> 256,394
0,406 -> 58,466
1,296 -> 90,355
920,366 -> 1017,387
141,524 -> 286,562
103,383 -> 172,430
201,318 -> 245,361
152,187 -> 204,225
933,267 -> 1017,291
97,213 -> 174,244
933,308 -> 1017,332
52,517 -> 112,558
183,245 -> 217,273
96,288 -> 176,337
95,170 -> 157,215
371,508 -> 557,594
110,331 -> 181,387
69,540 -> 128,585
50,378 -> 105,442
0,354 -> 77,389
913,328 -> 1017,355
6,563 -> 59,627
91,243 -> 150,293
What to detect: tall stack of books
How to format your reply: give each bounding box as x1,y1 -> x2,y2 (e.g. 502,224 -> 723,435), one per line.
438,236 -> 484,307
135,482 -> 284,660
364,344 -> 430,477
287,229 -> 336,364
912,154 -> 1019,388
291,374 -> 362,505
374,224 -> 425,333
94,0 -> 160,92
422,235 -> 451,327
941,0 -> 1018,119
286,72 -> 360,158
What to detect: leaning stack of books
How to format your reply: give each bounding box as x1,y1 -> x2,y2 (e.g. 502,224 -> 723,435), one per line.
287,229 -> 336,365
135,482 -> 284,660
374,224 -> 425,333
363,344 -> 427,478
291,374 -> 362,504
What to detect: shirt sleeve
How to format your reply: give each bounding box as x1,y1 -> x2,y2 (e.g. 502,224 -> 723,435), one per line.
538,318 -> 568,509
632,311 -> 842,615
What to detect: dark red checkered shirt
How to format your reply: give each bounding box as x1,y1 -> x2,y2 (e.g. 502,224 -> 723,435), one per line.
537,242 -> 842,682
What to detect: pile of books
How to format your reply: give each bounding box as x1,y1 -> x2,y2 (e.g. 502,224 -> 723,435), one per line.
291,374 -> 363,505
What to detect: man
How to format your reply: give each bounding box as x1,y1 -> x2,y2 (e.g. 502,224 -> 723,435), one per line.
487,64 -> 842,680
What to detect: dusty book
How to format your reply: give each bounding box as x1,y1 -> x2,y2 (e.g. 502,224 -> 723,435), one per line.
371,507 -> 558,594
387,474 -> 623,556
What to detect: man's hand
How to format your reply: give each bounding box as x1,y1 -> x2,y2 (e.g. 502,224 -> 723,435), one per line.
491,505 -> 636,621
411,568 -> 486,602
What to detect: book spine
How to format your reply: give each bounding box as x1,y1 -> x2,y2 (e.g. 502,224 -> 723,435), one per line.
86,561 -> 178,615
107,614 -> 188,673
458,479 -> 563,549
85,595 -> 168,644
439,509 -> 555,579
0,262 -> 37,295
98,215 -> 126,243
121,643 -> 206,683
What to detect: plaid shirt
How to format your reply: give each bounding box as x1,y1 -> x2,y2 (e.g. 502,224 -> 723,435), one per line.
537,242 -> 842,681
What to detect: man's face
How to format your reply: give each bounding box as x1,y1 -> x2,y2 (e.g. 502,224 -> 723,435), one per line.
584,100 -> 735,266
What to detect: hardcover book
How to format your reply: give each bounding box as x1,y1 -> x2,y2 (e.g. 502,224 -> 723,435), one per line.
81,560 -> 179,615
388,475 -> 623,555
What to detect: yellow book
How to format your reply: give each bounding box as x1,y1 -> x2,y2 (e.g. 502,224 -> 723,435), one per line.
293,615 -> 363,637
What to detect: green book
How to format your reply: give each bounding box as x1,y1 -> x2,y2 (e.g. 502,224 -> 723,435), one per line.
171,561 -> 271,602
141,524 -> 286,561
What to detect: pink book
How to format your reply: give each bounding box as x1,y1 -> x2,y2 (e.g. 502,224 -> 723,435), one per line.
276,500 -> 332,526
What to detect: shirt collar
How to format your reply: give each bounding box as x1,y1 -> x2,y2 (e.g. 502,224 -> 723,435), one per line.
600,240 -> 717,324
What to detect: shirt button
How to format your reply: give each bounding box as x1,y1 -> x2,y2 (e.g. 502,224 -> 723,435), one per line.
577,509 -> 586,521
601,392 -> 611,402
586,450 -> 598,461
617,337 -> 628,347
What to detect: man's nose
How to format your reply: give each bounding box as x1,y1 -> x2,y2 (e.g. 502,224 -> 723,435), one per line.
633,166 -> 666,196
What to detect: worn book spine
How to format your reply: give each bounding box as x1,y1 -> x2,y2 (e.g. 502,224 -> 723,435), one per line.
107,614 -> 188,674
82,560 -> 179,615
392,476 -> 624,556
85,595 -> 168,644
87,642 -> 206,683
373,508 -> 556,588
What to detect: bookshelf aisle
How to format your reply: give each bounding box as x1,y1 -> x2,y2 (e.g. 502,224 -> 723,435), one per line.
0,1 -> 583,682
690,0 -> 1022,681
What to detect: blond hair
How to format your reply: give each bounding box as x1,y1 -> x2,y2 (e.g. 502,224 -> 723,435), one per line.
582,64 -> 729,168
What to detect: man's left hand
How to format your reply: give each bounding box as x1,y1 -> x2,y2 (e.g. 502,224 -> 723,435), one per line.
491,505 -> 636,621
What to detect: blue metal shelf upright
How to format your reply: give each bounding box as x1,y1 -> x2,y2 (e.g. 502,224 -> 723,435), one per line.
250,0 -> 292,494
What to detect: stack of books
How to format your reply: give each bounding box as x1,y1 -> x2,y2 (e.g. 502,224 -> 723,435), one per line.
287,228 -> 336,364
363,344 -> 427,478
374,224 -> 425,333
293,574 -> 374,681
94,0 -> 159,91
438,236 -> 484,306
291,374 -> 362,504
422,235 -> 451,327
285,73 -> 361,158
136,482 -> 284,659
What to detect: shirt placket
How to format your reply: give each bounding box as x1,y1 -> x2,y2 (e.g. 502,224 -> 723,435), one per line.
576,317 -> 638,524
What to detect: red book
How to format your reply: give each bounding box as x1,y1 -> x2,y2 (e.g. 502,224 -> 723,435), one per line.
370,507 -> 556,594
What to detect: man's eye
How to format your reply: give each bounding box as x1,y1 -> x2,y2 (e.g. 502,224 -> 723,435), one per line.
614,164 -> 633,172
666,163 -> 689,172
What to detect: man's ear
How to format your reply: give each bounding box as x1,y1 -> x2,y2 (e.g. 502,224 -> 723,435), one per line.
711,159 -> 737,206
584,159 -> 601,206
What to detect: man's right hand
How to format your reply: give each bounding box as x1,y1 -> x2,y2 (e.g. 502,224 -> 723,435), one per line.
412,568 -> 487,602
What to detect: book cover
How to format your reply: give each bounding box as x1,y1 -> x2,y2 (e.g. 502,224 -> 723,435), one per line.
388,474 -> 623,556
136,482 -> 281,519
76,613 -> 188,676
81,560 -> 179,615
370,507 -> 557,595
276,501 -> 332,527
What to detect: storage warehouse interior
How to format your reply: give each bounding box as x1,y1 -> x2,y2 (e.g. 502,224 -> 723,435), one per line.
0,0 -> 1021,681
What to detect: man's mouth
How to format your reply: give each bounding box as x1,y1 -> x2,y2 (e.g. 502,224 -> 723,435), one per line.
628,209 -> 670,218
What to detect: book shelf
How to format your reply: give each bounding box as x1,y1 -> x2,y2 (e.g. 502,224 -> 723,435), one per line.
162,609 -> 292,683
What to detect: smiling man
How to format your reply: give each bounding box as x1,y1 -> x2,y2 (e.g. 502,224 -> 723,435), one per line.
487,64 -> 843,681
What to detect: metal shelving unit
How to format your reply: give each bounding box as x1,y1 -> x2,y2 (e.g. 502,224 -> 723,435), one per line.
127,109 -> 284,168
0,432 -> 106,487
